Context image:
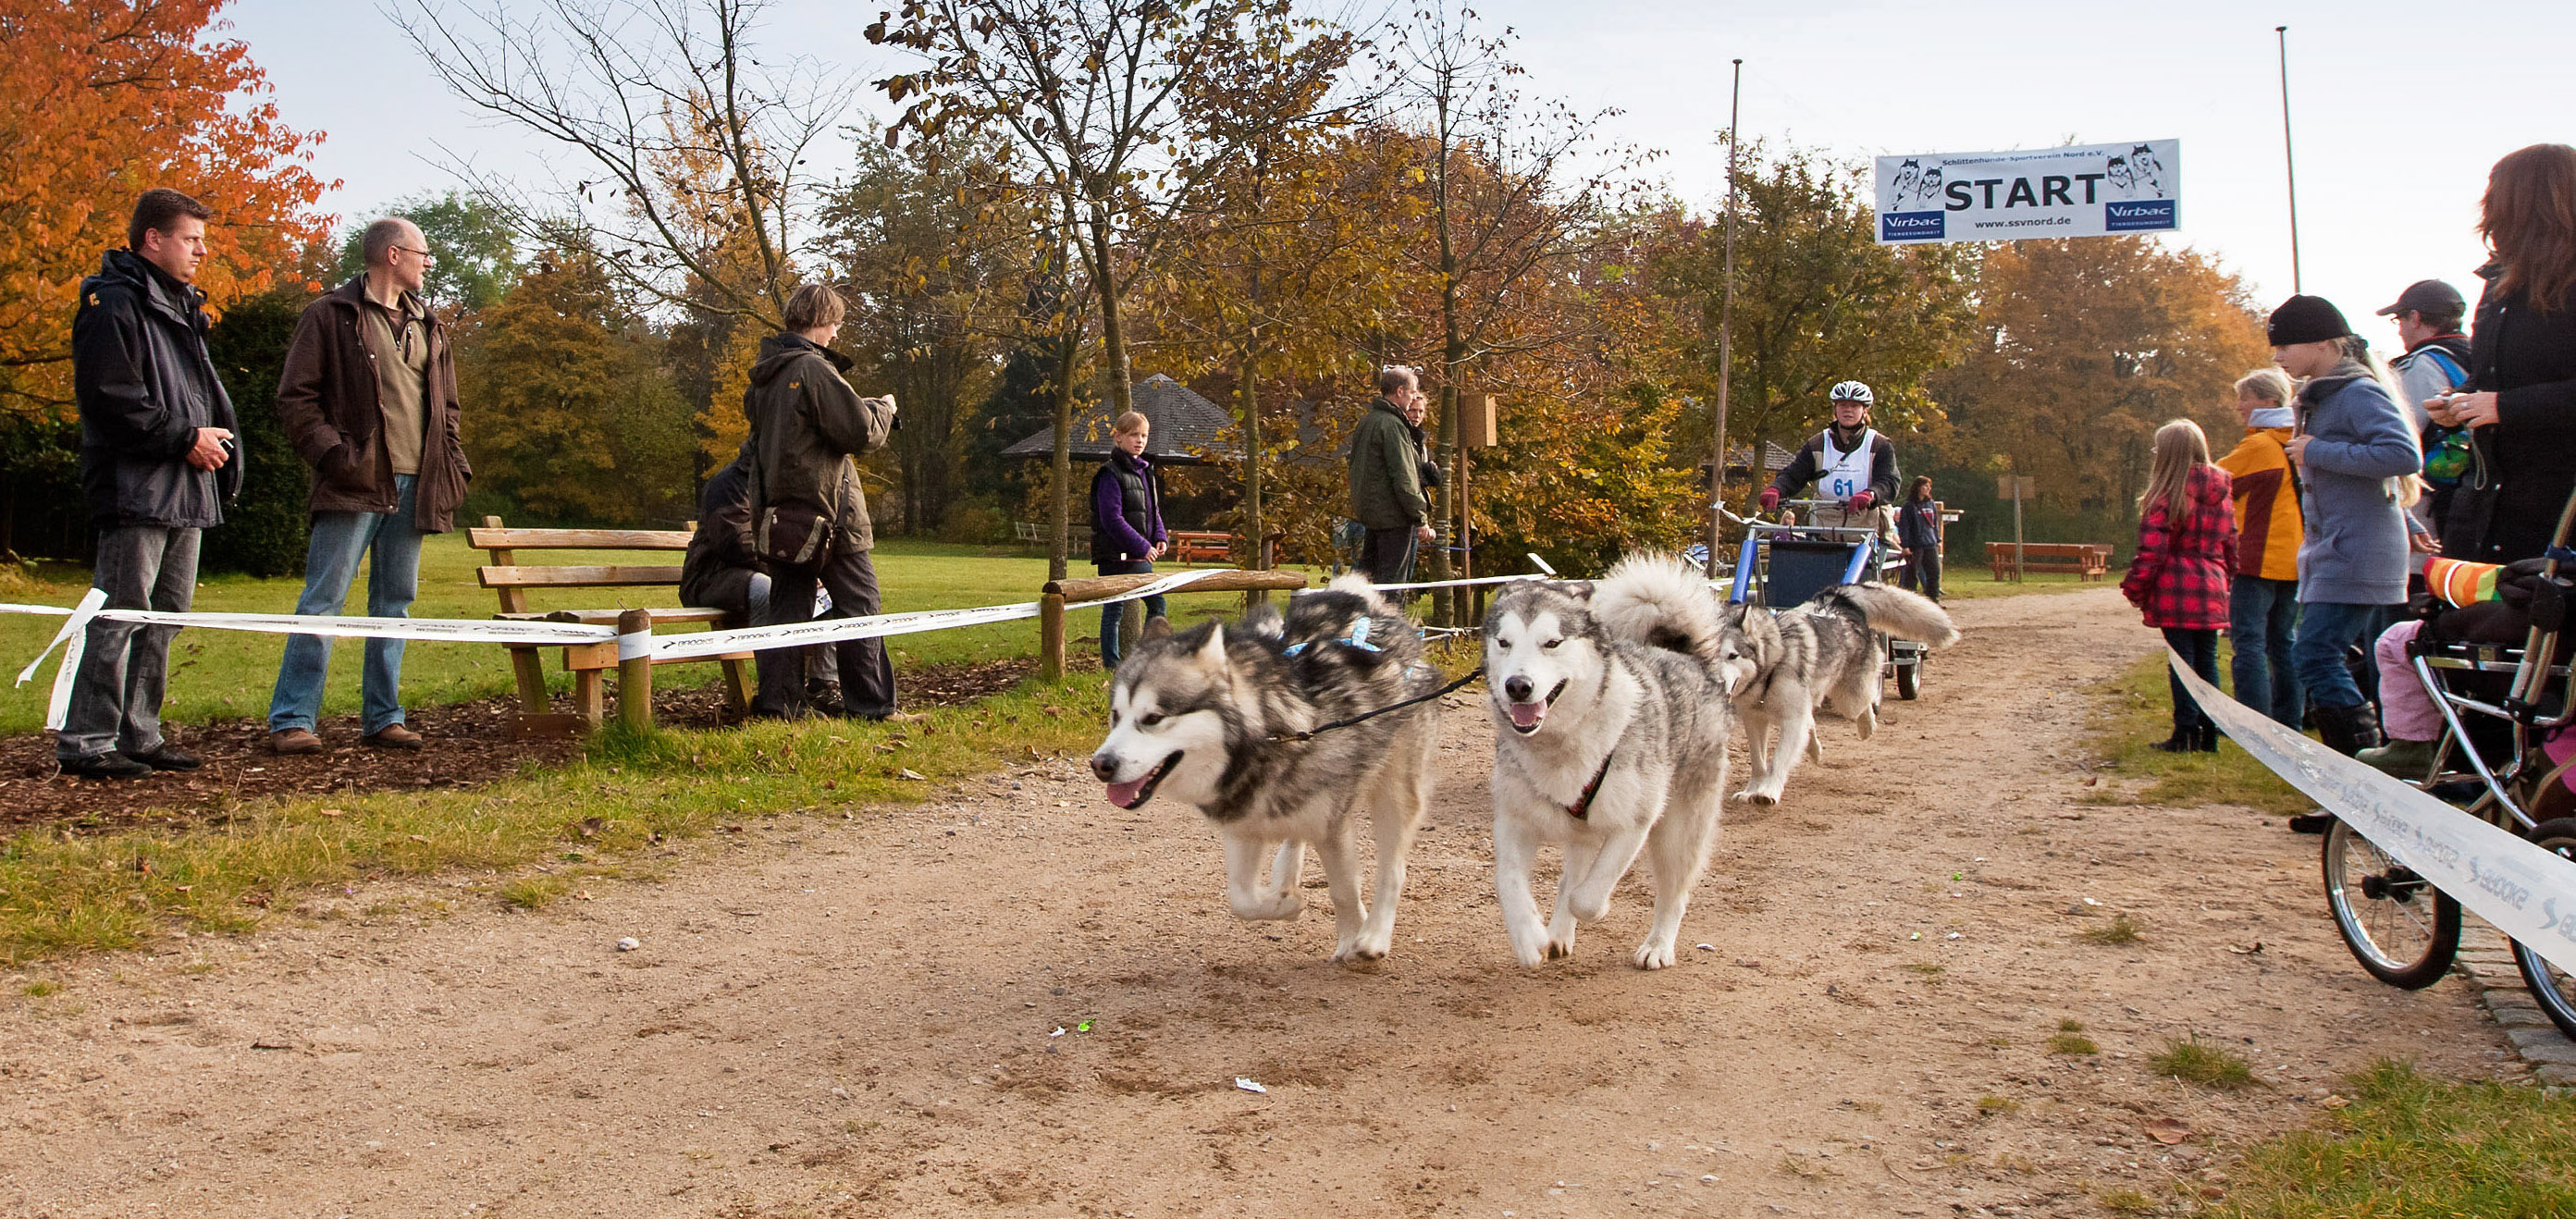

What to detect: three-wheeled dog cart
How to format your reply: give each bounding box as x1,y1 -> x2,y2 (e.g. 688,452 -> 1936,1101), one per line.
1726,498 -> 1929,699
2322,486 -> 2576,1040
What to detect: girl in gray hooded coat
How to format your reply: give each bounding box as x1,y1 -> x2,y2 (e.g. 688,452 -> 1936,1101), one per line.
2271,294 -> 2422,755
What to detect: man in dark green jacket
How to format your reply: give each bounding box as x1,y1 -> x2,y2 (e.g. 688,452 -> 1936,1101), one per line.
743,284 -> 902,720
1349,367 -> 1434,585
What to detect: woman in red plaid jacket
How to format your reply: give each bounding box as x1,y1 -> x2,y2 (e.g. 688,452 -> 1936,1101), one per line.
2121,419 -> 2239,753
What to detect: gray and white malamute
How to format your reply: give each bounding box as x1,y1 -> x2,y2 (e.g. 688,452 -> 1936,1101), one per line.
1725,585 -> 1957,805
1484,555 -> 1752,970
1088,574 -> 1439,964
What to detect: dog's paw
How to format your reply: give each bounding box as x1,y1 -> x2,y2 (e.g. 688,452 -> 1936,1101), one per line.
1512,942 -> 1550,968
1335,932 -> 1391,964
1632,940 -> 1677,970
1544,934 -> 1576,960
1733,789 -> 1777,807
1230,892 -> 1304,921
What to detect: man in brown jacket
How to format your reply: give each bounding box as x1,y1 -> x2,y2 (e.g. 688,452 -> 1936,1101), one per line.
265,217 -> 472,753
744,283 -> 903,720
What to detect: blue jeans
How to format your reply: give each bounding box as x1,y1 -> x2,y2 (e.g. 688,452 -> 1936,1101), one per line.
2228,575 -> 2303,728
1096,560 -> 1166,671
2162,627 -> 2220,735
2290,599 -> 2390,711
268,474 -> 424,734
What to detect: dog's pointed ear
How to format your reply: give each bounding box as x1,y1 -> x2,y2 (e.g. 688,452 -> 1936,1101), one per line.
1560,580 -> 1596,602
1192,624 -> 1228,672
1141,615 -> 1173,641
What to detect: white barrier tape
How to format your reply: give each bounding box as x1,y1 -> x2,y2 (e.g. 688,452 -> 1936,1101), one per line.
645,567 -> 1246,662
2170,650 -> 2576,975
0,602 -> 617,646
1374,573 -> 1545,591
12,588 -> 106,687
40,589 -> 108,732
617,630 -> 655,661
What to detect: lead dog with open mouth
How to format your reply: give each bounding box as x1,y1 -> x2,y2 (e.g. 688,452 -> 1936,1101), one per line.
1088,574 -> 1439,963
1484,555 -> 1748,969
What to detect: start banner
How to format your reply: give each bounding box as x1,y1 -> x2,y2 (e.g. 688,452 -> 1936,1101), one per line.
1874,140 -> 2179,245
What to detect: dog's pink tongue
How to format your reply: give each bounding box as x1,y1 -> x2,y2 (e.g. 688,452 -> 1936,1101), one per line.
1103,777 -> 1149,808
1508,701 -> 1546,729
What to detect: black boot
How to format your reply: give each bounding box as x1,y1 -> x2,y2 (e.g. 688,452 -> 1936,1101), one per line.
2150,727 -> 2197,753
2313,701 -> 2384,757
2193,724 -> 2222,753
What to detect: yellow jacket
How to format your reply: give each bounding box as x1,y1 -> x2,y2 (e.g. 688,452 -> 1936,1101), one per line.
2215,425 -> 2301,582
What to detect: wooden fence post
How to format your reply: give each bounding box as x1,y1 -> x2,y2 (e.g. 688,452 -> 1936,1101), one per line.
616,608 -> 655,733
1040,592 -> 1066,682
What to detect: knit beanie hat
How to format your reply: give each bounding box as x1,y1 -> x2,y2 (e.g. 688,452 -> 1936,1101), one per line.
2267,294 -> 2351,346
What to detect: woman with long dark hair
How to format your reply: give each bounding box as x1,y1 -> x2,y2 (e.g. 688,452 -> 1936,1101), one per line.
2429,143 -> 2576,563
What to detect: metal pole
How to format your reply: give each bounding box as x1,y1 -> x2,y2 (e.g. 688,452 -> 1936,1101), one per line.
2276,26 -> 2301,294
1707,57 -> 1744,578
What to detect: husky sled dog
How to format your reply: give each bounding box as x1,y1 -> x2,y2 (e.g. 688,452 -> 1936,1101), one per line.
1485,555 -> 1750,970
1724,584 -> 1957,806
1088,574 -> 1439,963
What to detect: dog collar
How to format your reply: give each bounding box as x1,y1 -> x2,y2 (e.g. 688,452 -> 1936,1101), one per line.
1565,745 -> 1615,820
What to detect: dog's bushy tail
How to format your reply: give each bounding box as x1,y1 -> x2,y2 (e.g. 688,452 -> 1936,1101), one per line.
1593,552 -> 1724,659
1831,584 -> 1960,647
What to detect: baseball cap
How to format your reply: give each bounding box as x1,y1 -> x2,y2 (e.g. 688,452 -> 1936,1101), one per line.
2375,279 -> 2466,318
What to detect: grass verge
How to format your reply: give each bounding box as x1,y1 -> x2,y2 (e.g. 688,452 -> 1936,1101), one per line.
2203,1060 -> 2576,1217
0,671 -> 1114,965
1938,570 -> 2115,600
2086,644 -> 2309,817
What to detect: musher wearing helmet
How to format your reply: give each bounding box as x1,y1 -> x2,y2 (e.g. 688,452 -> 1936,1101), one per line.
1759,380 -> 1901,538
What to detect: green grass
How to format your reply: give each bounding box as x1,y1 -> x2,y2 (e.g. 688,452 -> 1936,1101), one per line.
2205,1061 -> 2576,1217
1937,569 -> 2114,600
0,536 -> 1278,735
2049,1018 -> 2101,1055
0,670 -> 1116,964
2087,645 -> 2309,816
1977,1094 -> 2020,1115
2149,1036 -> 2256,1089
2078,912 -> 2145,945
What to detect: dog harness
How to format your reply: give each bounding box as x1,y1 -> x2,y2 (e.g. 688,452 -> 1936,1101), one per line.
1281,615 -> 1380,658
1563,745 -> 1615,820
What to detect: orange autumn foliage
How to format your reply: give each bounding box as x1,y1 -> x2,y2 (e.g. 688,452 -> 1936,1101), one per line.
0,0 -> 331,421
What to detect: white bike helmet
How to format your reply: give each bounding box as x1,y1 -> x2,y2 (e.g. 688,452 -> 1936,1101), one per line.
1828,380 -> 1874,406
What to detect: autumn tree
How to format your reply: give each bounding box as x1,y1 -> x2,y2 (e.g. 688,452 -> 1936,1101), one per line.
457,250 -> 696,524
1387,5 -> 1648,617
0,0 -> 329,553
1651,141 -> 1975,505
819,128 -> 1025,536
1926,237 -> 2268,548
400,0 -> 842,331
867,0 -> 1356,576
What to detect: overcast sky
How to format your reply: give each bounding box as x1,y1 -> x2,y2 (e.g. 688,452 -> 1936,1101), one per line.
228,0 -> 2576,351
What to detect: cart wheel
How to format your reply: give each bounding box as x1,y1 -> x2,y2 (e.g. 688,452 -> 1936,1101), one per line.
2323,817 -> 2461,989
1895,659 -> 1920,700
2510,819 -> 2576,1040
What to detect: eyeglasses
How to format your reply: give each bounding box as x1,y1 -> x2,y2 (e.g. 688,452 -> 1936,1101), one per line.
391,245 -> 436,264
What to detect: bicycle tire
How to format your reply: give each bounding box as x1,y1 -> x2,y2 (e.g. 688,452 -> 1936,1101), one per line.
2510,819 -> 2576,1041
2323,818 -> 2461,989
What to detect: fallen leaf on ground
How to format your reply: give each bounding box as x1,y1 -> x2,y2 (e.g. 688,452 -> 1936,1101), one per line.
2145,1117 -> 2191,1145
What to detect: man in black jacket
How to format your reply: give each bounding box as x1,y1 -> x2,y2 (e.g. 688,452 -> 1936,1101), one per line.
59,189 -> 240,780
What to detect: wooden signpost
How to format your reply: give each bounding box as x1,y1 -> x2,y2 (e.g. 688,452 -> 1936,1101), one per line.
1996,474 -> 2035,581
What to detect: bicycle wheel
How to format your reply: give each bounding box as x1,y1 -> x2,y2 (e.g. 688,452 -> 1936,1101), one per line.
2323,817 -> 2462,989
1895,658 -> 1920,700
2510,819 -> 2576,1040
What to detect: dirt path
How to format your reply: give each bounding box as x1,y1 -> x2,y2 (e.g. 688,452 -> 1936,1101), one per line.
0,589 -> 2522,1218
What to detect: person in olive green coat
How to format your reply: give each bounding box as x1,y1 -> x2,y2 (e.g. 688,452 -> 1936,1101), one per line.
1349,366 -> 1434,585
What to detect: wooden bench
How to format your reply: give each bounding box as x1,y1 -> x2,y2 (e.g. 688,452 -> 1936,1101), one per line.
1985,541 -> 2113,582
1013,521 -> 1042,550
469,517 -> 754,729
1168,531 -> 1234,564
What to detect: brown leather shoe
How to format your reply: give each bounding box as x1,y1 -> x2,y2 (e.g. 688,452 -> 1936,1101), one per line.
269,728 -> 324,756
362,723 -> 424,750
